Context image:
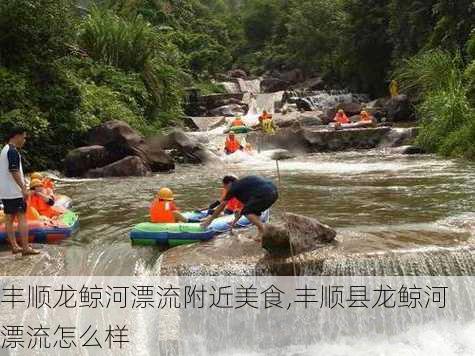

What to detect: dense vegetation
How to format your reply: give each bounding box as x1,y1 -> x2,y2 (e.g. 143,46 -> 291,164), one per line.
0,0 -> 474,169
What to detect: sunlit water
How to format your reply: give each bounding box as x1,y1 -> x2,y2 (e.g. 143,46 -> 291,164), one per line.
1,149 -> 474,276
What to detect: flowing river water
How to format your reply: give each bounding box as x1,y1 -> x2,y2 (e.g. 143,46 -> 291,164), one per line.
1,148 -> 474,276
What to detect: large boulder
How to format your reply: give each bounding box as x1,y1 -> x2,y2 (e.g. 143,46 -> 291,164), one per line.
390,145 -> 425,155
136,139 -> 175,172
86,156 -> 151,178
385,94 -> 414,121
297,77 -> 324,90
64,145 -> 116,177
279,69 -> 305,85
209,104 -> 245,117
262,213 -> 336,256
228,69 -> 248,79
261,78 -> 291,93
158,130 -> 214,164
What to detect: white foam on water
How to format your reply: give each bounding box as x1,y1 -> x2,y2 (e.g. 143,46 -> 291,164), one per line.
219,320 -> 475,356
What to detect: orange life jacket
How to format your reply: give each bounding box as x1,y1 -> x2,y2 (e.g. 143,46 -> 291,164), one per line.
221,188 -> 244,212
231,118 -> 244,127
28,194 -> 57,218
334,112 -> 350,124
150,199 -> 177,223
225,137 -> 241,154
359,112 -> 371,122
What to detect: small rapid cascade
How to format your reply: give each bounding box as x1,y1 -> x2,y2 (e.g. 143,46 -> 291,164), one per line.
288,90 -> 370,111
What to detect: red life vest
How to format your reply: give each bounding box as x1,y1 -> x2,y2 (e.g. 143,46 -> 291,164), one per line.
28,194 -> 57,218
221,189 -> 244,212
150,199 -> 177,223
225,137 -> 241,154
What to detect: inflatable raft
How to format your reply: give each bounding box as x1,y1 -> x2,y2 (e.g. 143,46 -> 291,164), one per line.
0,210 -> 79,244
130,210 -> 270,246
226,125 -> 251,134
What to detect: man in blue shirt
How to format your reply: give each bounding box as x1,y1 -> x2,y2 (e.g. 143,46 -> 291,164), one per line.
201,175 -> 278,239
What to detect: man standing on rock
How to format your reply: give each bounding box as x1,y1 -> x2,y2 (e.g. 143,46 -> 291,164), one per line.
0,126 -> 40,256
201,175 -> 278,239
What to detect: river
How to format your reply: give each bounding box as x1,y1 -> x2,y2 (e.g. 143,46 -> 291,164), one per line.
1,149 -> 474,276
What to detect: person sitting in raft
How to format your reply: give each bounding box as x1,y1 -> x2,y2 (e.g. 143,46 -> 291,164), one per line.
359,110 -> 374,124
261,114 -> 277,135
230,117 -> 245,128
207,175 -> 244,216
224,132 -> 243,155
150,187 -> 188,224
333,109 -> 350,124
30,172 -> 55,195
28,179 -> 59,218
258,110 -> 269,125
201,175 -> 279,239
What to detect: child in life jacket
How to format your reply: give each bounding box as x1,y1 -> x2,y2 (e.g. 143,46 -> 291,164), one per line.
150,188 -> 188,224
28,179 -> 59,218
207,175 -> 244,216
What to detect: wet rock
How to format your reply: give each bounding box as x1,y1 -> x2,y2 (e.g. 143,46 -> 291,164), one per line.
183,116 -> 227,132
300,77 -> 325,90
247,126 -> 392,152
390,145 -> 425,155
280,69 -> 305,85
386,94 -> 414,121
270,149 -> 296,161
158,130 -> 214,164
86,156 -> 151,178
64,145 -> 116,177
209,104 -> 245,117
137,139 -> 175,172
261,78 -> 291,93
298,111 -> 324,126
87,120 -> 144,157
228,69 -> 248,79
262,213 -> 336,256
378,127 -> 419,147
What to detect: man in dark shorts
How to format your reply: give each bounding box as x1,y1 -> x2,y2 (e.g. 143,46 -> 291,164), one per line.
201,175 -> 278,239
0,127 -> 39,256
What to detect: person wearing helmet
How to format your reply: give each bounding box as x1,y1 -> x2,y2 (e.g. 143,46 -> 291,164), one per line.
359,110 -> 374,124
230,117 -> 245,128
30,172 -> 55,195
333,109 -> 350,124
261,114 -> 277,135
28,179 -> 58,218
201,175 -> 278,239
224,132 -> 243,155
206,175 -> 244,216
150,187 -> 188,224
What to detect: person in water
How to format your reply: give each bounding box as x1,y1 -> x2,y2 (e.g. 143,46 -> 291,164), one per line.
150,187 -> 188,224
333,109 -> 350,124
224,132 -> 243,155
0,126 -> 40,255
207,175 -> 244,216
201,175 -> 278,239
28,179 -> 59,218
258,110 -> 270,124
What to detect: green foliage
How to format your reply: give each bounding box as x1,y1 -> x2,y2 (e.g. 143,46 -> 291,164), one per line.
396,49 -> 475,159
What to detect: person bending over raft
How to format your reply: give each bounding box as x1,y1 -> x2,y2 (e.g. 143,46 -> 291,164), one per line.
207,175 -> 244,216
201,175 -> 278,239
224,132 -> 243,155
150,188 -> 188,224
28,179 -> 59,218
